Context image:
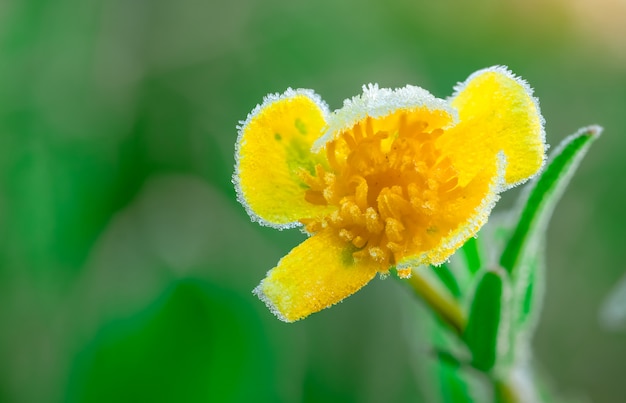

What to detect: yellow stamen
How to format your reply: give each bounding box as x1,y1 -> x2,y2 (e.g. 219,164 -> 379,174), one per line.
300,109 -> 462,268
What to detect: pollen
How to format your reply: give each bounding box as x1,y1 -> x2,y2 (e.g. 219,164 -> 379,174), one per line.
300,109 -> 463,268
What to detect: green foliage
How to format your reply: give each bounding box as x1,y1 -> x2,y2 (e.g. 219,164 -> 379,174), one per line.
461,237 -> 483,275
463,270 -> 507,373
500,126 -> 602,275
504,127 -> 601,344
437,362 -> 476,403
408,128 -> 600,403
432,263 -> 463,299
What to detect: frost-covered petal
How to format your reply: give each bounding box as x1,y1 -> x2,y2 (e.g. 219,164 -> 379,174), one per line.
254,230 -> 381,322
440,66 -> 546,188
396,152 -> 506,269
314,83 -> 456,151
234,89 -> 333,229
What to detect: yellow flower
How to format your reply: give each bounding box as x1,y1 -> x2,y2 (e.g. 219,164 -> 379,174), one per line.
234,66 -> 546,322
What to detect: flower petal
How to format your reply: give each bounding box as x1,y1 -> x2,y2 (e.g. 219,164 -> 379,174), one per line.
440,66 -> 546,188
253,230 -> 381,322
397,152 -> 506,269
234,89 -> 332,229
314,83 -> 456,151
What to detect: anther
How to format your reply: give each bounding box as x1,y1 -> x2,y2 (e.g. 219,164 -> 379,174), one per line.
385,217 -> 405,243
352,235 -> 367,248
365,207 -> 384,234
305,190 -> 327,205
339,228 -> 354,242
368,246 -> 387,263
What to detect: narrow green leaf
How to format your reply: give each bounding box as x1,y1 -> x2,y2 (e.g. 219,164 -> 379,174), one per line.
520,253 -> 543,324
461,237 -> 482,274
463,269 -> 506,372
432,263 -> 462,299
427,313 -> 487,403
500,126 -> 600,343
438,362 -> 477,403
433,347 -> 463,369
500,125 -> 602,274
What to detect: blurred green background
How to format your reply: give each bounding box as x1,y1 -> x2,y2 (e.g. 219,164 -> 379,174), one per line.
1,0 -> 625,402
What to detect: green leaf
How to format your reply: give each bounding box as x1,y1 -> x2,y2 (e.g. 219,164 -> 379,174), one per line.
432,263 -> 462,299
463,269 -> 507,373
518,252 -> 544,330
424,309 -> 488,403
500,126 -> 600,338
500,126 -> 602,274
461,237 -> 482,275
438,361 -> 478,403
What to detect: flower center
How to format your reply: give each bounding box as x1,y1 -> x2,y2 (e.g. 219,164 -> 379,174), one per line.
301,110 -> 462,268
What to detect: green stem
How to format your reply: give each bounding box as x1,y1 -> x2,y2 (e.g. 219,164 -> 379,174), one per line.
493,377 -> 521,403
405,267 -> 466,335
405,268 -> 526,402
404,268 -> 532,403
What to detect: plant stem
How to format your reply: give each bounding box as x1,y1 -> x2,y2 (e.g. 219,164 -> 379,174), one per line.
494,363 -> 541,403
494,377 -> 521,403
405,267 -> 466,335
404,268 -> 530,403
